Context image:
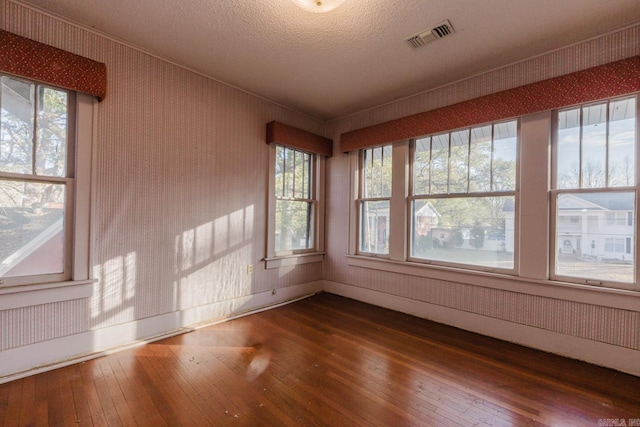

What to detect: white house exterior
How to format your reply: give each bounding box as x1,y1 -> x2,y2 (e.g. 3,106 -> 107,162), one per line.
556,193 -> 634,262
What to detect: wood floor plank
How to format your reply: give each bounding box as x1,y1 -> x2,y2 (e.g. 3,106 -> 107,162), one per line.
1,292 -> 639,426
32,371 -> 49,425
97,355 -> 139,426
2,379 -> 22,426
77,360 -> 110,427
90,357 -> 128,426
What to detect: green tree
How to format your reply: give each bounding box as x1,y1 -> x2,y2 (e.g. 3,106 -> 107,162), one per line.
470,223 -> 485,249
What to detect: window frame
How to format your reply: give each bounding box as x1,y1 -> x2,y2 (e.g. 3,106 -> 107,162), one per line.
1,76 -> 74,286
356,144 -> 394,257
550,95 -> 639,290
0,74 -> 95,290
265,143 -> 325,269
407,120 -> 520,273
349,119 -> 520,274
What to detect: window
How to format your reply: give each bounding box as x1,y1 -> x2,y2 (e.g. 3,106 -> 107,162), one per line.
0,75 -> 75,285
0,73 -> 94,288
553,96 -> 636,286
410,121 -> 518,270
275,145 -> 313,252
266,144 -> 325,267
358,145 -> 392,255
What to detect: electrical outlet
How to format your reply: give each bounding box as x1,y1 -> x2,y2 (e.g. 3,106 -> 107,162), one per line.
246,264 -> 254,275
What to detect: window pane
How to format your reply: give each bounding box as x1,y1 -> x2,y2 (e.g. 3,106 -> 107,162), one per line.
469,125 -> 492,192
411,196 -> 514,269
492,121 -> 517,191
608,97 -> 635,187
283,147 -> 293,197
1,76 -> 34,175
36,87 -> 68,177
581,103 -> 607,188
413,137 -> 431,195
430,134 -> 449,194
275,145 -> 286,198
555,191 -> 634,284
275,146 -> 311,200
0,180 -> 66,277
363,145 -> 392,198
557,108 -> 581,189
359,200 -> 389,254
291,150 -> 311,199
275,199 -> 312,252
449,130 -> 469,193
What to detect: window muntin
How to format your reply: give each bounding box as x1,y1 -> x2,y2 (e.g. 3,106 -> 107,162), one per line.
358,145 -> 392,255
274,145 -> 314,253
410,120 -> 518,270
553,96 -> 636,286
1,75 -> 73,283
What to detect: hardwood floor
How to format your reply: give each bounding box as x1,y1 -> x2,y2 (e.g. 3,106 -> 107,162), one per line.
1,292 -> 639,426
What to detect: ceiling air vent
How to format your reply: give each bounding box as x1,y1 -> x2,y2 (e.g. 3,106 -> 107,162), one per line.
406,20 -> 455,49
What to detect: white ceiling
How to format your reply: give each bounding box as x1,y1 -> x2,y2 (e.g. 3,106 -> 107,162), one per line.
21,0 -> 640,120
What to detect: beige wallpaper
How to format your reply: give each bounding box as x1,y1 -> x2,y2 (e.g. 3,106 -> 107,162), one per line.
324,24 -> 640,353
1,0 -> 639,372
0,0 -> 324,349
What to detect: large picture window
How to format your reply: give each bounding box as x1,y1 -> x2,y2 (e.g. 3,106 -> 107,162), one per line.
0,74 -> 75,284
553,96 -> 637,287
410,120 -> 518,270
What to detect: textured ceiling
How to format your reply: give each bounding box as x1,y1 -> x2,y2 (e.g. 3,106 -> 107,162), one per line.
19,0 -> 640,120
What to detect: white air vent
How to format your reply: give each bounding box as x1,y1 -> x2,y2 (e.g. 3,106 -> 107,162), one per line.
406,20 -> 455,49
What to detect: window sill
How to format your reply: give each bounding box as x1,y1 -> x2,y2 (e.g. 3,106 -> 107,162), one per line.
346,255 -> 640,311
0,279 -> 95,311
264,252 -> 325,269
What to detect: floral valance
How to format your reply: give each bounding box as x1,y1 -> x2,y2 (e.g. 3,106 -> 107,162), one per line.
341,55 -> 640,152
0,29 -> 106,100
266,121 -> 332,157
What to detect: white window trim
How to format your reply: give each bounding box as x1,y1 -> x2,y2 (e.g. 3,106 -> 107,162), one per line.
349,143 -> 408,258
0,92 -> 97,294
264,143 -> 325,269
350,120 -> 521,275
549,95 -> 639,291
347,108 -> 640,294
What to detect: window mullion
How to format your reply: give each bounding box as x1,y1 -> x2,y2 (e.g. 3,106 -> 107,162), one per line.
389,142 -> 408,261
605,100 -> 610,188
578,107 -> 584,188
280,147 -> 286,199
490,124 -> 495,192
32,85 -> 39,176
446,133 -> 452,194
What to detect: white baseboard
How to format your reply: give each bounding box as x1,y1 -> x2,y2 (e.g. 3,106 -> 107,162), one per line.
322,280 -> 640,377
0,281 -> 322,384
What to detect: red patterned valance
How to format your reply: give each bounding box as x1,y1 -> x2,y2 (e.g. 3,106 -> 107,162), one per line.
267,121 -> 333,157
0,29 -> 106,100
341,55 -> 640,152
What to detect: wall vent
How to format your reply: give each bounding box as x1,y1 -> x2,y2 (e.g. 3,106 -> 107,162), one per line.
406,20 -> 455,49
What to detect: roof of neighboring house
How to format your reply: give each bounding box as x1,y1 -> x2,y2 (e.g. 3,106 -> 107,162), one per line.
559,192 -> 634,211
0,208 -> 62,274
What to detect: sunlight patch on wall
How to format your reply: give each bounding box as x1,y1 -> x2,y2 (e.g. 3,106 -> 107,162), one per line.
214,206 -> 254,256
91,252 -> 137,327
174,205 -> 256,311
